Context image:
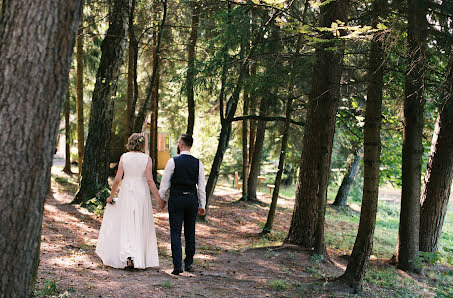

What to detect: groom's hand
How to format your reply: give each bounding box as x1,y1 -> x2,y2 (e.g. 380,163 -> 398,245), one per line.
198,208 -> 206,216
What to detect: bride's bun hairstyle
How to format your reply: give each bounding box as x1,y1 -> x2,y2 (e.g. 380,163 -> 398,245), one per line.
127,133 -> 145,152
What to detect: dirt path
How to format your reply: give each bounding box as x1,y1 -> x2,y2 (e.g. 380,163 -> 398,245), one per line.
36,179 -> 350,297
36,173 -> 440,297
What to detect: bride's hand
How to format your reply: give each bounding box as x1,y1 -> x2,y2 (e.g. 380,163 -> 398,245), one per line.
106,196 -> 113,204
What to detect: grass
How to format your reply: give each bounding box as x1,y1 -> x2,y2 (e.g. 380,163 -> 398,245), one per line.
161,281 -> 173,288
363,267 -> 435,297
324,192 -> 453,261
34,279 -> 58,297
269,279 -> 289,291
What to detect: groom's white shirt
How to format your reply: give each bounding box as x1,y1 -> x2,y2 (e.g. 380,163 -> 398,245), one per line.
158,151 -> 206,209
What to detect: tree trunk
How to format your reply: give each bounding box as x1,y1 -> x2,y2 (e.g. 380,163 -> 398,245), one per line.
247,97 -> 268,201
0,1 -> 81,295
333,145 -> 363,206
241,80 -> 249,201
73,0 -> 131,205
186,0 -> 200,136
203,44 -> 246,218
202,8 -> 277,219
261,22 -> 306,233
124,0 -> 137,142
398,0 -> 428,272
63,87 -> 73,175
134,0 -> 167,133
336,0 -> 386,291
248,63 -> 258,171
76,18 -> 84,180
419,59 -> 453,252
150,52 -> 160,181
262,87 -> 293,234
285,0 -> 350,249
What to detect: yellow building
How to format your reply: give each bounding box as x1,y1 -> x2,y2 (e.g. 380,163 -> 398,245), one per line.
143,128 -> 171,170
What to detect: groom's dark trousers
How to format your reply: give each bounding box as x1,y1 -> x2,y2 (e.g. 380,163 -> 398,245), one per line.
168,154 -> 199,271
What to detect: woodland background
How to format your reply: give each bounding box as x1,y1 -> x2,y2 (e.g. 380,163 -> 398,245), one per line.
0,0 -> 452,296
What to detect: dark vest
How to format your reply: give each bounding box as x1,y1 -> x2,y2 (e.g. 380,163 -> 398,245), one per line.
170,154 -> 199,195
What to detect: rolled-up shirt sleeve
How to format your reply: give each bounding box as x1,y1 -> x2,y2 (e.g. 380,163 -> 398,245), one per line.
197,161 -> 206,209
158,158 -> 174,201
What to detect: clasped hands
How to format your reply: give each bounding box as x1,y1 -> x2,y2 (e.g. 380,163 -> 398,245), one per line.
157,198 -> 167,210
156,198 -> 205,215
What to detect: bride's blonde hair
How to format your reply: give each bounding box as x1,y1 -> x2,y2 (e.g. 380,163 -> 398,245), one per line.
126,133 -> 145,152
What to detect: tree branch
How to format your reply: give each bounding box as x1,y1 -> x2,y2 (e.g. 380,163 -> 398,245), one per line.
232,115 -> 304,126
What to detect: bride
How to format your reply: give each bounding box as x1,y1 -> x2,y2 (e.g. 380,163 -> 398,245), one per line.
96,133 -> 162,269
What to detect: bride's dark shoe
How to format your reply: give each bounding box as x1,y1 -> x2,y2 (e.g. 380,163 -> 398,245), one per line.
126,257 -> 134,269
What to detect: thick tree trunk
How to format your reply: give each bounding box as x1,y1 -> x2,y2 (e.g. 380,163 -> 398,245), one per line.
247,97 -> 268,201
285,0 -> 350,249
0,1 -> 81,295
333,145 -> 363,206
419,61 -> 453,252
186,1 -> 200,136
76,19 -> 84,180
398,0 -> 428,272
63,87 -> 73,175
337,0 -> 386,291
74,0 -> 131,205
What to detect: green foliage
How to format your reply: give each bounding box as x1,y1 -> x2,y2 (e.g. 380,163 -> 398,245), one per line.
34,279 -> 58,297
84,188 -> 110,215
268,279 -> 289,291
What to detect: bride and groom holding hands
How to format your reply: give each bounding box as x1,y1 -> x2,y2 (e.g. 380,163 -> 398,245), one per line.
95,133 -> 206,275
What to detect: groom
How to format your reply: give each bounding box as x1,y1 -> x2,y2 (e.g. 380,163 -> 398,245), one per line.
158,133 -> 206,275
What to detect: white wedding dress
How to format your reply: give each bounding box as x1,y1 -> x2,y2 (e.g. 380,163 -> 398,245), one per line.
96,152 -> 159,269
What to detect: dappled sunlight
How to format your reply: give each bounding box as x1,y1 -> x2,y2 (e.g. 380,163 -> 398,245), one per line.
35,168 -> 449,297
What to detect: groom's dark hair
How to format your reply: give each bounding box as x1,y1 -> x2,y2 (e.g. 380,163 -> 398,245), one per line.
180,133 -> 193,147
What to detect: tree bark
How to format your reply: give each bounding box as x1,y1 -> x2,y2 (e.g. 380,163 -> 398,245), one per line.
150,50 -> 160,181
248,63 -> 258,171
285,0 -> 350,249
63,87 -> 73,175
247,97 -> 268,201
76,17 -> 84,180
336,0 -> 386,291
419,58 -> 453,252
73,0 -> 131,205
186,0 -> 200,136
398,0 -> 428,272
0,1 -> 81,295
241,78 -> 249,201
333,145 -> 363,206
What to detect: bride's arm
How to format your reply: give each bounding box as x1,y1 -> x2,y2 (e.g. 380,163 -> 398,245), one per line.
145,157 -> 163,206
107,156 -> 124,203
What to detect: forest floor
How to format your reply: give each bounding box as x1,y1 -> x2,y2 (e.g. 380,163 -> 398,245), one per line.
34,165 -> 452,297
